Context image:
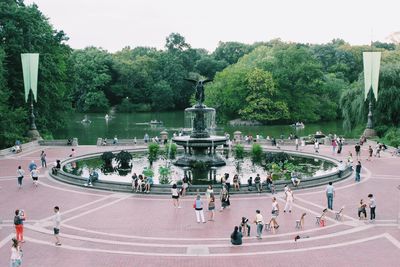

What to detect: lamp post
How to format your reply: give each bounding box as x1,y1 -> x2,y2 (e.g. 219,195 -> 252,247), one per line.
21,53 -> 41,140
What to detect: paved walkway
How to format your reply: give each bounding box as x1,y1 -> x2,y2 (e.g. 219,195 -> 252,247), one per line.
0,143 -> 399,266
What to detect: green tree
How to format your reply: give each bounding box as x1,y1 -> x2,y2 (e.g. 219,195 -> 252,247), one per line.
213,41 -> 253,64
82,91 -> 110,112
239,68 -> 289,122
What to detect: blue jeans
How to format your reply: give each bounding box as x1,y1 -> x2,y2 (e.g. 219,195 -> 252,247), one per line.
355,172 -> 360,182
327,193 -> 333,209
256,223 -> 263,238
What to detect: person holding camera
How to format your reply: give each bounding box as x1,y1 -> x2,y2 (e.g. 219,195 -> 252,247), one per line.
239,217 -> 251,237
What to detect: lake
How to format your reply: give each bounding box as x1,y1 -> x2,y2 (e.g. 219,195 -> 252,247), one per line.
54,111 -> 354,145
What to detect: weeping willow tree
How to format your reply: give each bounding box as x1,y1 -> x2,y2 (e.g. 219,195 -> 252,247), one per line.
339,82 -> 367,133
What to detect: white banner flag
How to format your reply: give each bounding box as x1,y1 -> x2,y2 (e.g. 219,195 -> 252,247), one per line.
363,52 -> 381,101
21,53 -> 39,103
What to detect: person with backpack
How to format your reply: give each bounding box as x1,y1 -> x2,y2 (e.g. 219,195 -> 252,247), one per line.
194,195 -> 205,223
14,210 -> 26,243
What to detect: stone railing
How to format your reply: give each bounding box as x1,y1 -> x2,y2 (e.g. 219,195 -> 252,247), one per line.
39,138 -> 78,146
0,140 -> 40,156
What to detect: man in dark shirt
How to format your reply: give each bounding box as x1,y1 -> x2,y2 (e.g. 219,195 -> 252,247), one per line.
355,143 -> 361,160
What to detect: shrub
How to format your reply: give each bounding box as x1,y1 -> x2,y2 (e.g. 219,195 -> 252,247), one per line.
100,152 -> 114,168
234,144 -> 245,160
115,150 -> 132,169
158,166 -> 172,184
148,143 -> 160,166
251,143 -> 263,165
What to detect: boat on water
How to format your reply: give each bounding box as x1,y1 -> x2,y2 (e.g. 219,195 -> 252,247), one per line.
135,120 -> 163,126
291,122 -> 305,128
81,115 -> 91,124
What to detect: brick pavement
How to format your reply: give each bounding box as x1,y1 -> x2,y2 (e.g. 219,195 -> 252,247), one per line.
0,142 -> 399,266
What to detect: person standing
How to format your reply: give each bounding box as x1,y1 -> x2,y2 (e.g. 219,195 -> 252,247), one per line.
337,139 -> 343,154
295,137 -> 299,151
194,195 -> 205,223
181,176 -> 189,197
14,210 -> 25,243
326,182 -> 335,210
30,167 -> 39,187
230,226 -> 243,245
253,210 -> 264,240
28,160 -> 37,172
220,186 -> 230,211
314,140 -> 319,153
355,161 -> 362,182
270,197 -> 280,233
208,193 -> 215,221
284,188 -> 294,213
358,199 -> 367,220
224,173 -> 231,192
53,206 -> 61,246
331,139 -> 337,154
16,166 -> 25,189
368,194 -> 376,221
205,184 -> 214,201
171,184 -> 181,208
40,150 -> 47,168
355,143 -> 361,160
367,145 -> 373,161
254,174 -> 262,193
10,238 -> 23,267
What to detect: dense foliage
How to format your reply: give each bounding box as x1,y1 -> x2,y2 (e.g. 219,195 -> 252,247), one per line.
1,1 -> 400,149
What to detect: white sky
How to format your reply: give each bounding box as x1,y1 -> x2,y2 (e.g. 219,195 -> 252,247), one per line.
25,0 -> 400,53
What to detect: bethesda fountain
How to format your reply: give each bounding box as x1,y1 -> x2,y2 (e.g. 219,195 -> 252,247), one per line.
172,79 -> 227,178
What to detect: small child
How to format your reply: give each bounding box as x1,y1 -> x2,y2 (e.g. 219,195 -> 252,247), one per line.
320,208 -> 328,227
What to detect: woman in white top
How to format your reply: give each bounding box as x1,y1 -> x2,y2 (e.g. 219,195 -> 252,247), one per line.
171,184 -> 181,208
10,238 -> 22,267
205,185 -> 214,201
284,188 -> 294,213
16,166 -> 25,188
30,168 -> 39,187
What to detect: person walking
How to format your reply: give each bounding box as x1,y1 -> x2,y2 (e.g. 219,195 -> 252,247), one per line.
28,160 -> 37,172
208,193 -> 215,221
30,167 -> 39,187
14,210 -> 25,243
230,226 -> 243,245
53,206 -> 61,246
10,238 -> 23,267
16,166 -> 25,189
40,150 -> 47,168
253,210 -> 264,240
284,188 -> 294,213
220,186 -> 230,211
355,161 -> 362,182
171,184 -> 181,208
326,182 -> 335,210
368,194 -> 376,221
270,197 -> 280,233
355,143 -> 361,160
194,195 -> 206,223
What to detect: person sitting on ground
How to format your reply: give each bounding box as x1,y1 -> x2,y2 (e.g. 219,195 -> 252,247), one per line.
136,175 -> 144,192
291,172 -> 301,187
101,138 -> 107,146
247,176 -> 253,191
85,169 -> 99,186
239,217 -> 251,237
319,208 -> 328,227
230,226 -> 243,245
67,138 -> 73,146
144,176 -> 153,193
232,174 -> 240,191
